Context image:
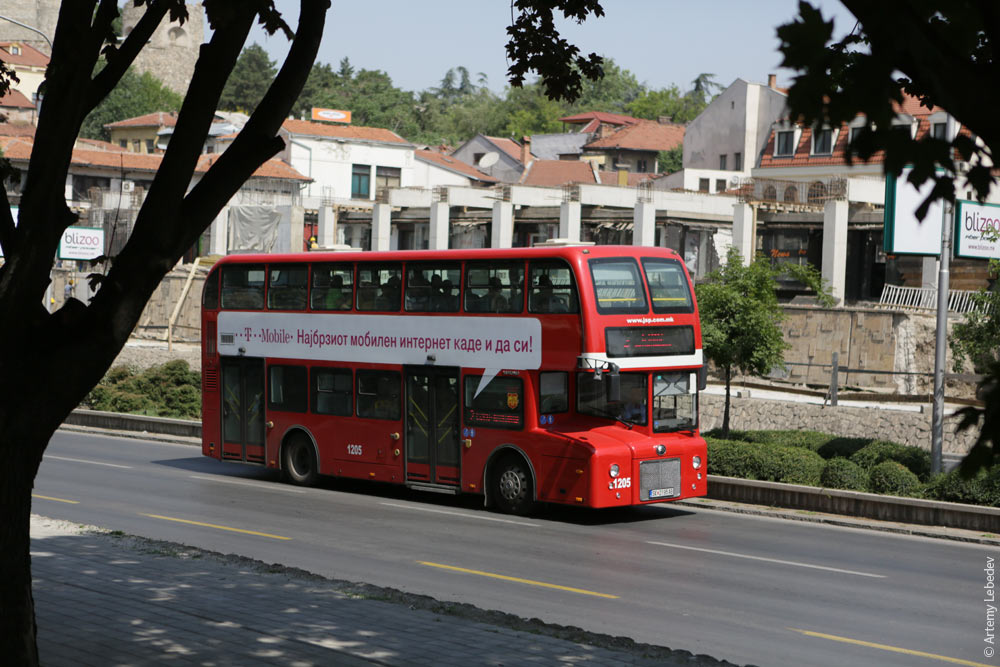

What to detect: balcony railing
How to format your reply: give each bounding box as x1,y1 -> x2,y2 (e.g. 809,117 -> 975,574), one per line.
877,284 -> 988,314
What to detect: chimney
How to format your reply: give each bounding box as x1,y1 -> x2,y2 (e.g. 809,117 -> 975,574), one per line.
521,135 -> 532,164
658,116 -> 673,125
768,73 -> 777,90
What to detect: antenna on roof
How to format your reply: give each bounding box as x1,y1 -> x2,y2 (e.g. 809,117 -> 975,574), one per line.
478,152 -> 499,168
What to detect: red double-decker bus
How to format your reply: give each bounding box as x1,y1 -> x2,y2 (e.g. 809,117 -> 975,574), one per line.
200,245 -> 707,514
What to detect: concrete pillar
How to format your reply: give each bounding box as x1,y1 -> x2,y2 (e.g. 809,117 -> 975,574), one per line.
731,203 -> 755,264
822,199 -> 849,306
289,205 -> 304,253
209,206 -> 229,255
491,201 -> 513,248
632,201 -> 656,247
921,256 -> 939,289
371,203 -> 392,251
429,201 -> 450,250
559,201 -> 581,242
317,205 -> 337,247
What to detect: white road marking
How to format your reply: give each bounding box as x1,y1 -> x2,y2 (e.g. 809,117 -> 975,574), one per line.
647,541 -> 885,578
44,455 -> 133,469
381,502 -> 540,527
189,474 -> 307,493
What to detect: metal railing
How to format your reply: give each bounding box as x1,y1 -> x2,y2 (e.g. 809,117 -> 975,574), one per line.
877,284 -> 987,313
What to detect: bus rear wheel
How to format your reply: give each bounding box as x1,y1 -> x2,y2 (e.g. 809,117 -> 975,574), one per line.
283,434 -> 318,486
492,455 -> 534,515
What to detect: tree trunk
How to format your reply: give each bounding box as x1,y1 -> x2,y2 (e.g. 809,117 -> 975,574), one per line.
722,365 -> 732,438
0,430 -> 45,666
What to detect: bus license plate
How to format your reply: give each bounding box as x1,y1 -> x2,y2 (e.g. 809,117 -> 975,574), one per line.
648,488 -> 674,499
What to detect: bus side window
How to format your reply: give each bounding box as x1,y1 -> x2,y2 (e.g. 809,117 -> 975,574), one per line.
311,264 -> 353,311
221,265 -> 265,310
267,265 -> 308,310
539,372 -> 568,414
203,269 -> 220,310
358,265 -> 402,312
357,370 -> 400,420
528,262 -> 577,314
268,365 -> 307,413
463,375 -> 523,430
312,367 -> 352,416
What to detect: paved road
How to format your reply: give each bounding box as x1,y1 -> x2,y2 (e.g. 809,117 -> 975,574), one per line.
35,430 -> 997,667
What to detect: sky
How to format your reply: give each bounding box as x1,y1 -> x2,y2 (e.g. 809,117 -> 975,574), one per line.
250,1 -> 858,96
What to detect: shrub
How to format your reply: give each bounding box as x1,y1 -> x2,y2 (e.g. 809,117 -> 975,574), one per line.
850,440 -> 931,481
820,458 -> 867,490
924,467 -> 1000,507
706,437 -> 825,486
867,461 -> 922,496
816,437 -> 870,460
82,361 -> 201,419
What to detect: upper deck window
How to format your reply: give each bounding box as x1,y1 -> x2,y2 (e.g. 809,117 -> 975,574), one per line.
528,261 -> 578,314
203,269 -> 220,310
221,265 -> 265,310
588,258 -> 647,314
465,261 -> 524,313
267,265 -> 308,310
405,263 -> 460,312
357,264 -> 402,311
641,258 -> 693,314
311,263 -> 354,311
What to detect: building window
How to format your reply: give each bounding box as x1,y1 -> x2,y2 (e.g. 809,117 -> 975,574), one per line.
119,140 -> 128,149
715,179 -> 727,193
849,125 -> 864,144
776,130 -> 795,156
719,154 -> 727,170
733,152 -> 743,171
351,164 -> 371,199
783,185 -> 798,204
637,159 -> 648,173
145,139 -> 155,153
375,166 -> 401,196
698,178 -> 710,192
807,181 -> 827,203
812,128 -> 833,154
132,140 -> 141,152
931,122 -> 947,140
10,45 -> 20,56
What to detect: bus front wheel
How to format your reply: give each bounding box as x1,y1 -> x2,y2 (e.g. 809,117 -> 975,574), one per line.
492,455 -> 534,515
283,434 -> 319,486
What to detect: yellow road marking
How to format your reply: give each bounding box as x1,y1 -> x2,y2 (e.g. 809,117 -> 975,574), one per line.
142,514 -> 291,541
789,628 -> 992,666
32,494 -> 79,504
419,561 -> 618,599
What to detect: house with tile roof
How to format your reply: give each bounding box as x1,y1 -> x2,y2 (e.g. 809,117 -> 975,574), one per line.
582,118 -> 685,174
413,150 -> 497,187
0,42 -> 47,103
105,111 -> 179,154
278,118 -> 415,206
450,134 -> 530,184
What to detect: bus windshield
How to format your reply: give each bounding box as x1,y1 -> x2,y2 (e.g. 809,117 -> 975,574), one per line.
641,258 -> 693,314
577,371 -> 647,425
589,258 -> 647,314
652,371 -> 696,432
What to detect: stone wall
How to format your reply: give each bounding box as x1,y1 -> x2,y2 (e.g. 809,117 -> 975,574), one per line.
701,392 -> 977,455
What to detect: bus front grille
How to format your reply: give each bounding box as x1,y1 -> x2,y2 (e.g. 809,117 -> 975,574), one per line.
639,458 -> 681,500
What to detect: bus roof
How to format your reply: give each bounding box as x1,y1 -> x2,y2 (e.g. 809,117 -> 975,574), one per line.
210,245 -> 684,267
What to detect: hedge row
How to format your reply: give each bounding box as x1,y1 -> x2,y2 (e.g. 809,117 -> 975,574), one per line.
83,360 -> 201,419
704,429 -> 998,506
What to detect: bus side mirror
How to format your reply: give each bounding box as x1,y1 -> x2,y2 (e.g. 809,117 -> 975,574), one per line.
606,369 -> 620,403
698,365 -> 708,391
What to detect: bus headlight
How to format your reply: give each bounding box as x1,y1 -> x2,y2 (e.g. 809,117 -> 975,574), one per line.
692,456 -> 702,470
655,444 -> 666,455
609,464 -> 620,478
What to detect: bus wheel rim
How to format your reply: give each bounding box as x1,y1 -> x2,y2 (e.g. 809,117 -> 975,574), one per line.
499,469 -> 523,501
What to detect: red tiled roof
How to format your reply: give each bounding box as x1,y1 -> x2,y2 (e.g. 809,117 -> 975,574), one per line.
416,149 -> 498,183
585,120 -> 685,152
559,111 -> 640,126
76,138 -> 126,152
0,89 -> 33,109
484,136 -> 527,164
0,135 -> 308,181
0,122 -> 35,137
105,111 -> 179,129
0,42 -> 49,68
196,153 -> 310,181
281,119 -> 409,145
519,160 -> 597,186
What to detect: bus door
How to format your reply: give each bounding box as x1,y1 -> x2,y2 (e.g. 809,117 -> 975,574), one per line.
404,367 -> 460,486
220,358 -> 266,464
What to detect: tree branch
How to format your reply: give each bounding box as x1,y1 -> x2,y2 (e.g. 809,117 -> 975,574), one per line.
88,0 -> 174,111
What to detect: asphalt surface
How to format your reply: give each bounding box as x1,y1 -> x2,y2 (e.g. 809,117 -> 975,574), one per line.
34,429 -> 999,667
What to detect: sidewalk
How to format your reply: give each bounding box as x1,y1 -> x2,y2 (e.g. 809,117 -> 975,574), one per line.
31,516 -> 736,667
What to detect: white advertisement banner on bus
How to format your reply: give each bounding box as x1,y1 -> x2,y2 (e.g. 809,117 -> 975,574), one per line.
218,312 -> 542,396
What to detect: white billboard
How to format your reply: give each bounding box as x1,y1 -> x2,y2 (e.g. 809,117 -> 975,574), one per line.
883,167 -> 945,256
218,311 -> 542,397
954,200 -> 1000,260
59,226 -> 105,260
